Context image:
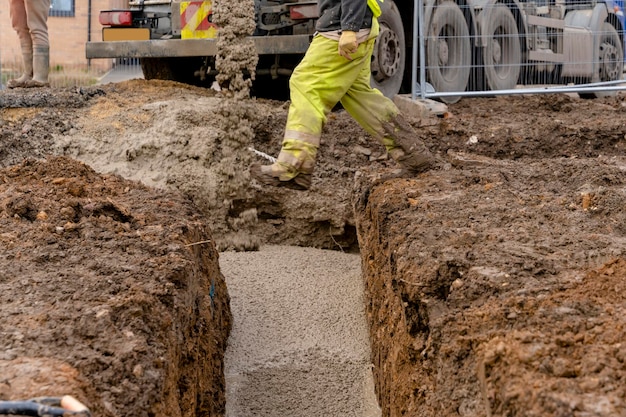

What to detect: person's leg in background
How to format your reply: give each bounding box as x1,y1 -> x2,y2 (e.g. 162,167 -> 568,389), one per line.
25,0 -> 51,87
8,0 -> 33,88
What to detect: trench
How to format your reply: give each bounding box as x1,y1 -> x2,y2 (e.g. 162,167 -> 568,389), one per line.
219,245 -> 381,416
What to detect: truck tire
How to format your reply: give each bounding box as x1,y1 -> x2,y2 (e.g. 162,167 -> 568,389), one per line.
426,1 -> 471,103
579,22 -> 624,99
371,0 -> 406,98
482,4 -> 521,91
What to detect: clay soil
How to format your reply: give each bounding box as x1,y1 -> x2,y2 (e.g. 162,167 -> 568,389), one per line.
0,156 -> 231,417
1,81 -> 626,416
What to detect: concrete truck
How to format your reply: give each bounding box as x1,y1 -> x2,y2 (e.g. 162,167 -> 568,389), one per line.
86,0 -> 625,101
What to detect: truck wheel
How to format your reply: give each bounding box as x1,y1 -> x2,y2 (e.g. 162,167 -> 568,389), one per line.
426,1 -> 471,103
371,0 -> 405,98
482,4 -> 521,91
579,22 -> 624,99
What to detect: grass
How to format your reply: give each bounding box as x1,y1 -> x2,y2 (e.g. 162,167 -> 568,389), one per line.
1,63 -> 109,88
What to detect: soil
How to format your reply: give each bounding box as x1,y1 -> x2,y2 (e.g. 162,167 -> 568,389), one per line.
0,156 -> 231,417
352,93 -> 626,417
1,81 -> 626,416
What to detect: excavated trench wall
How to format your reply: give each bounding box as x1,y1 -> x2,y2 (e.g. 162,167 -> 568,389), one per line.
0,157 -> 231,417
353,159 -> 626,417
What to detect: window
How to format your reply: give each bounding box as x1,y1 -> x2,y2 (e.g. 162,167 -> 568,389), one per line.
49,0 -> 74,17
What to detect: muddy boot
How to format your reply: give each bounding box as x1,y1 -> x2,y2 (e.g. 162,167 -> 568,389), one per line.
7,50 -> 33,89
383,114 -> 437,174
24,46 -> 50,88
389,148 -> 436,174
250,163 -> 312,191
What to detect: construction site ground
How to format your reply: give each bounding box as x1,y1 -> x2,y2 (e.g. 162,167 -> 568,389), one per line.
0,80 -> 625,416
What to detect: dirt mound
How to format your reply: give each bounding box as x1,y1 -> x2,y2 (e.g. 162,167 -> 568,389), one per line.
0,157 -> 231,417
4,84 -> 626,253
427,93 -> 626,160
0,80 -> 382,251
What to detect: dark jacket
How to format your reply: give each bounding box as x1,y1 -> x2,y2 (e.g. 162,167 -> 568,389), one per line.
316,0 -> 373,32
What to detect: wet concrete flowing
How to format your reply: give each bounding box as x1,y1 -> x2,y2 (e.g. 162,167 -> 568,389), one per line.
212,0 -> 262,251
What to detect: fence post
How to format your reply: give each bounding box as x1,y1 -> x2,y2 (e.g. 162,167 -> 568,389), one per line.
411,0 -> 427,101
411,0 -> 417,100
0,26 -> 4,90
418,0 -> 426,100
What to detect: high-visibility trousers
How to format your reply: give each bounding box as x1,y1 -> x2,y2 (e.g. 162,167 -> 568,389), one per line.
274,26 -> 404,180
10,0 -> 50,50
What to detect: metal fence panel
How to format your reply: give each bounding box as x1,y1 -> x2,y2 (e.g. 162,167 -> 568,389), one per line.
412,0 -> 626,102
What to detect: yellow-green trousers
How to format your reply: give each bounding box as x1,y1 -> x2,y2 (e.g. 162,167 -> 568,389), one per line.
274,31 -> 406,180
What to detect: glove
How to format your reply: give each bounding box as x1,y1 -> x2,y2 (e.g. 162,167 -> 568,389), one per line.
338,31 -> 358,60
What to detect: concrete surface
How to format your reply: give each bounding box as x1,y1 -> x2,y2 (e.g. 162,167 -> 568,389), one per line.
393,94 -> 449,120
219,245 -> 381,417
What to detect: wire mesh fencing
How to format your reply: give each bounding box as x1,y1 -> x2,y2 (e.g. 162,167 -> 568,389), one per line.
411,0 -> 626,103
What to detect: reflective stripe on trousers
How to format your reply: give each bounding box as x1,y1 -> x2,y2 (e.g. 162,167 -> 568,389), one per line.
275,29 -> 402,180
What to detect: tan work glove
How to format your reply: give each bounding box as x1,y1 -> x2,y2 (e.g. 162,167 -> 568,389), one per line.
338,31 -> 358,60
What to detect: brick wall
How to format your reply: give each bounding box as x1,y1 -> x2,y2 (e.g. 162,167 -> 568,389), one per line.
0,0 -> 127,72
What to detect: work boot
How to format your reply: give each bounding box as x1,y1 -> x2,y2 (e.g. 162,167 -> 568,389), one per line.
24,46 -> 50,88
384,114 -> 437,174
7,50 -> 33,89
389,148 -> 436,174
250,163 -> 312,191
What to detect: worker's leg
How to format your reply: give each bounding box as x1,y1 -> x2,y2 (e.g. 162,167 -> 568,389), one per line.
251,34 -> 372,187
24,0 -> 50,86
8,0 -> 33,88
338,38 -> 398,149
340,38 -> 435,173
